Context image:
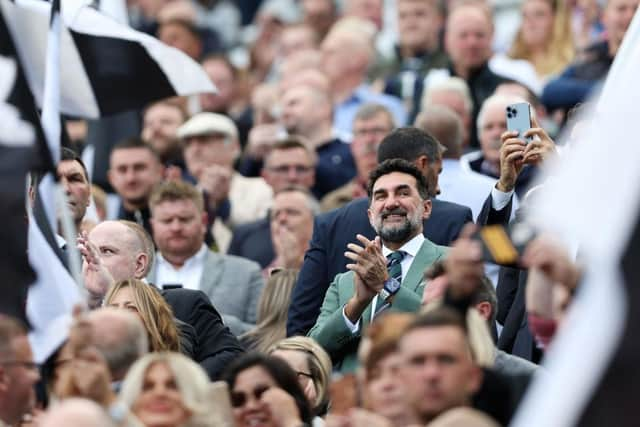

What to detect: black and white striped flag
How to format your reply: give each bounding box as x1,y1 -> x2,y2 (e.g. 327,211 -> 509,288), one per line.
512,8 -> 640,427
0,0 -> 215,119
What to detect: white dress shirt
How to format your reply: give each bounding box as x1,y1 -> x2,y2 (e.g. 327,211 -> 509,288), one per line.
342,233 -> 426,332
154,244 -> 208,291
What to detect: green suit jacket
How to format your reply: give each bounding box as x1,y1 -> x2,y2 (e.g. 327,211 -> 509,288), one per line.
308,238 -> 448,373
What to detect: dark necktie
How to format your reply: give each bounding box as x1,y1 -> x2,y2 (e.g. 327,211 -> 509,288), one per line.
375,251 -> 406,315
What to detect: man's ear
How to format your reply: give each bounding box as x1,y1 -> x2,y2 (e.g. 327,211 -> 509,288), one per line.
475,301 -> 493,322
415,154 -> 430,173
367,207 -> 375,228
134,253 -> 149,279
422,198 -> 432,220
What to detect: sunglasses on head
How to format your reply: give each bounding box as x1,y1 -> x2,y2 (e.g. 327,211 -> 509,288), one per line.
230,385 -> 271,408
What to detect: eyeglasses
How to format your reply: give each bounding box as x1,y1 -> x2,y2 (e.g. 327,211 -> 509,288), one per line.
230,385 -> 271,408
0,360 -> 40,371
267,165 -> 313,175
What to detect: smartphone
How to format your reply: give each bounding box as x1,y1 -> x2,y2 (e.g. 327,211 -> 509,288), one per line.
506,102 -> 533,143
329,373 -> 360,415
474,223 -> 536,267
207,382 -> 236,427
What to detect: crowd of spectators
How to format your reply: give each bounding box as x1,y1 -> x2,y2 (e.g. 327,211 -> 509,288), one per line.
4,0 -> 636,425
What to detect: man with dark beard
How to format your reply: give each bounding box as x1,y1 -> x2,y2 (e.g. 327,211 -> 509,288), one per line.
308,159 -> 448,373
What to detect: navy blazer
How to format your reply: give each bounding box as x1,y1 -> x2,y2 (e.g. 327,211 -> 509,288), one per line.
286,197 -> 473,336
228,217 -> 274,268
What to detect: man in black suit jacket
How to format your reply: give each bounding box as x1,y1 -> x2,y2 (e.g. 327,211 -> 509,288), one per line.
287,128 -> 473,336
228,217 -> 273,268
475,124 -> 557,363
161,288 -> 245,380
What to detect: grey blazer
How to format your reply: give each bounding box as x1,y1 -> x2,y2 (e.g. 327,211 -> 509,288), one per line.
148,250 -> 264,336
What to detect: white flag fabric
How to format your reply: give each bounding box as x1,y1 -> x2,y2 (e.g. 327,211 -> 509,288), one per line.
511,8 -> 640,427
0,0 -> 215,118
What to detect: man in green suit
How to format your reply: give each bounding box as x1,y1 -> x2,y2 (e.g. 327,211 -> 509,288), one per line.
308,158 -> 448,372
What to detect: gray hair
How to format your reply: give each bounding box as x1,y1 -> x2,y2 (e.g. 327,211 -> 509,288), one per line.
422,77 -> 473,114
88,308 -> 149,381
274,186 -> 320,216
353,103 -> 396,128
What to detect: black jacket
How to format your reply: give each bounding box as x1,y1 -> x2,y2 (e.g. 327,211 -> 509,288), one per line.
161,288 -> 245,380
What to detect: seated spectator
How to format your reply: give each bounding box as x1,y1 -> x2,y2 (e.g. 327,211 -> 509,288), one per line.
421,77 -> 474,150
0,315 -> 40,426
157,18 -> 205,60
266,187 -> 318,273
321,103 -> 395,212
141,99 -> 188,170
507,0 -> 575,82
148,180 -> 264,335
378,0 -> 449,120
104,279 -> 182,353
541,0 -> 638,113
177,112 -> 273,245
200,54 -> 252,147
240,269 -> 299,353
441,2 -> 509,147
415,105 -> 500,221
119,352 -> 212,427
358,312 -> 421,427
269,336 -> 332,417
279,82 -> 356,198
422,257 -> 539,377
308,159 -> 448,373
522,235 -> 581,349
223,353 -> 314,427
79,220 -> 244,380
321,18 -> 407,135
398,307 -> 507,425
231,140 -> 317,268
107,139 -> 164,238
460,94 -> 538,198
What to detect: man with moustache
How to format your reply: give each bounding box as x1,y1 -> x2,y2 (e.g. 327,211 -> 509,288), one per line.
308,159 -> 447,373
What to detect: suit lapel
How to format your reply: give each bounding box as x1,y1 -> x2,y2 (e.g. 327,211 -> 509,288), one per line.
402,239 -> 439,293
199,251 -> 224,296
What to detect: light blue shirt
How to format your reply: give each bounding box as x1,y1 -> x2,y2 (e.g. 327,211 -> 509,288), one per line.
333,84 -> 407,137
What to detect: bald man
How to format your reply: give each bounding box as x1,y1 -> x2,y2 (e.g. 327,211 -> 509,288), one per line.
280,84 -> 356,198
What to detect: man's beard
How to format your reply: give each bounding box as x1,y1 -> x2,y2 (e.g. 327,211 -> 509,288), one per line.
374,207 -> 422,244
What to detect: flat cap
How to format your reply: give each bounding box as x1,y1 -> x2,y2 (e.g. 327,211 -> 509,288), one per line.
177,112 -> 238,140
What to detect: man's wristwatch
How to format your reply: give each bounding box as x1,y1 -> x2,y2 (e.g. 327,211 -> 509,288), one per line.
379,277 -> 401,303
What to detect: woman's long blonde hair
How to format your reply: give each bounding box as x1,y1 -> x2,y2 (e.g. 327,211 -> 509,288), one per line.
240,269 -> 298,353
104,279 -> 181,353
509,0 -> 575,77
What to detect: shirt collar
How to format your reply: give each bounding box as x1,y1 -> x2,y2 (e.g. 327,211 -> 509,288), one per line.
382,233 -> 425,258
157,244 -> 208,269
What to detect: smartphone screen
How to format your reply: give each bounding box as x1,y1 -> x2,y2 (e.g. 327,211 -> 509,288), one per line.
506,102 -> 533,143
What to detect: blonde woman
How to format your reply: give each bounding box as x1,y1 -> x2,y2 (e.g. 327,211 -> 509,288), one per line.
105,279 -> 181,353
119,352 -> 213,427
239,269 -> 298,353
509,0 -> 575,80
268,336 -> 332,417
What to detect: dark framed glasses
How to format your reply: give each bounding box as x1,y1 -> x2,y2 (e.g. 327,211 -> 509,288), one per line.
230,385 -> 271,408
